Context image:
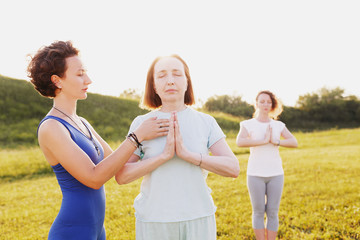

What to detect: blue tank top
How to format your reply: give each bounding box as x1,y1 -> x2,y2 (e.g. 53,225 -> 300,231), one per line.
38,116 -> 106,240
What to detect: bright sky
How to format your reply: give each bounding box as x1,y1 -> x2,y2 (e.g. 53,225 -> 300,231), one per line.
1,0 -> 359,107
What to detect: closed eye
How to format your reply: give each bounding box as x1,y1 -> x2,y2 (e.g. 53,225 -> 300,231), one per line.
172,70 -> 183,76
156,71 -> 167,78
78,69 -> 86,76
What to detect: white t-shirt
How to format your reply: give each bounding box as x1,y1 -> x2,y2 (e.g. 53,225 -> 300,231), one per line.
129,107 -> 225,222
240,118 -> 285,177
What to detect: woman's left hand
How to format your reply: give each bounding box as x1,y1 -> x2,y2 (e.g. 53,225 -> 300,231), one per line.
173,112 -> 190,160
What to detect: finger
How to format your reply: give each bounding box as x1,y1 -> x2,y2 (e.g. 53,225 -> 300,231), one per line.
146,117 -> 158,122
156,119 -> 169,125
160,121 -> 170,128
174,120 -> 181,140
158,122 -> 170,130
168,117 -> 174,133
158,131 -> 169,137
158,126 -> 170,132
173,112 -> 178,122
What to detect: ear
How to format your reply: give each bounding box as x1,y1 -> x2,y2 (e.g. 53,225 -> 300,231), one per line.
51,75 -> 62,89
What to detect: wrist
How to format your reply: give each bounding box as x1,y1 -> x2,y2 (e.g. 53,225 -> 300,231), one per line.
127,132 -> 143,149
187,151 -> 200,165
277,140 -> 280,146
198,153 -> 203,166
132,130 -> 144,143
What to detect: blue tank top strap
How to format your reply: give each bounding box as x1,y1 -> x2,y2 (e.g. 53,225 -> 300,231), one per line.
37,115 -> 75,138
37,115 -> 104,163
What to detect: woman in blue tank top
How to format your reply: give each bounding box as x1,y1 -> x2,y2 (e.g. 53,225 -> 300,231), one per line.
27,41 -> 170,239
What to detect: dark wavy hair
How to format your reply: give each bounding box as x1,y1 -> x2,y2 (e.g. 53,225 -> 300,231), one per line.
27,41 -> 79,98
141,54 -> 195,110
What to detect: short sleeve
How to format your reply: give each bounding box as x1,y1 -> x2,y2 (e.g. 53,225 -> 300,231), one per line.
128,115 -> 144,157
278,121 -> 286,132
240,120 -> 247,131
207,116 -> 226,148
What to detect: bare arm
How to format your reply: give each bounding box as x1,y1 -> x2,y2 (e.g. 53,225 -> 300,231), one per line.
273,126 -> 298,148
115,114 -> 175,185
115,153 -> 169,185
236,125 -> 271,147
82,117 -> 170,158
39,117 -> 169,189
174,114 -> 239,178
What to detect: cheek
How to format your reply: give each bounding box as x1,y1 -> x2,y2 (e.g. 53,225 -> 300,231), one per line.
154,80 -> 164,93
179,78 -> 188,89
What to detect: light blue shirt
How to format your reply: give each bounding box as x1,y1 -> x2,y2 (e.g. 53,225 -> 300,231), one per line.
129,107 -> 225,222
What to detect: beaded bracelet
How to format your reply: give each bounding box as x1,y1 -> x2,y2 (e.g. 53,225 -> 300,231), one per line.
127,132 -> 144,159
127,132 -> 143,148
126,136 -> 138,148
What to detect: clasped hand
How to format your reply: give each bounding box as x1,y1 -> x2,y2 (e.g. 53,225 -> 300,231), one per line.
264,125 -> 280,145
161,112 -> 189,161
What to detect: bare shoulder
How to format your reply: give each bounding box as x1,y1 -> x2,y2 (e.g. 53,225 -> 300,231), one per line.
38,118 -> 70,145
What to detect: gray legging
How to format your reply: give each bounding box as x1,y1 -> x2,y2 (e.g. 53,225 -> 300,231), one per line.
247,175 -> 284,231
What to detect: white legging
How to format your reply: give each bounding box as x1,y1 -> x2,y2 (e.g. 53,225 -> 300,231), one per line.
247,175 -> 284,231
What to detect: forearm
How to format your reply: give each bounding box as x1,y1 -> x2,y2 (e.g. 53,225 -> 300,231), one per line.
90,139 -> 138,188
278,137 -> 298,148
236,137 -> 267,147
185,152 -> 239,178
115,154 -> 168,185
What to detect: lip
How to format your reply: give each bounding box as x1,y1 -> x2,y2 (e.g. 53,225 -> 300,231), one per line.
165,89 -> 177,93
82,88 -> 88,92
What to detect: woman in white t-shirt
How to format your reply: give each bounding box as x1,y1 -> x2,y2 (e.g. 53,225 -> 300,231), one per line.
115,54 -> 240,240
236,90 -> 298,240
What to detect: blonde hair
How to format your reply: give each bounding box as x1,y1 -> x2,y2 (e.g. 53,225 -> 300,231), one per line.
253,90 -> 283,119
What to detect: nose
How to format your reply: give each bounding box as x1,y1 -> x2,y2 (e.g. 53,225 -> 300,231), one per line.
85,73 -> 92,85
166,75 -> 175,85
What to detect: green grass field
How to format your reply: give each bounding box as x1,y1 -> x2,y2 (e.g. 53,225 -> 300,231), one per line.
1,129 -> 359,239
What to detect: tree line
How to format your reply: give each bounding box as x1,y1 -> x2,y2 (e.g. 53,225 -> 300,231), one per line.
202,87 -> 360,131
1,74 -> 359,147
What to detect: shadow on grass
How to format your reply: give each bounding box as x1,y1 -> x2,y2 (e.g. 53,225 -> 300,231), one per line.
0,167 -> 54,183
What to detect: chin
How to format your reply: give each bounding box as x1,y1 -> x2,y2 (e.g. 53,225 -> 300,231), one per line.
79,93 -> 88,100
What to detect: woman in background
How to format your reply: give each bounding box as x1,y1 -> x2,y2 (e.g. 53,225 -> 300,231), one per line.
28,41 -> 168,239
236,90 -> 298,240
115,54 -> 239,240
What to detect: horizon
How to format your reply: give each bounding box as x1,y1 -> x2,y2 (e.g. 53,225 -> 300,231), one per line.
1,0 -> 359,107
1,73 -> 356,109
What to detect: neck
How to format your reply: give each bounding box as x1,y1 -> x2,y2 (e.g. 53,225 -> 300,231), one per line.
256,112 -> 270,122
53,97 -> 77,116
160,101 -> 187,113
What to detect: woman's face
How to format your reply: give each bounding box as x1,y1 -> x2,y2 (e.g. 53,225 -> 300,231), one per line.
153,57 -> 188,104
256,93 -> 272,114
57,56 -> 92,100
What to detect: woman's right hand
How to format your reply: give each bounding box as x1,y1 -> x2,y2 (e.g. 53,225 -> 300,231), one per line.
161,113 -> 175,161
264,125 -> 272,144
134,117 -> 170,142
